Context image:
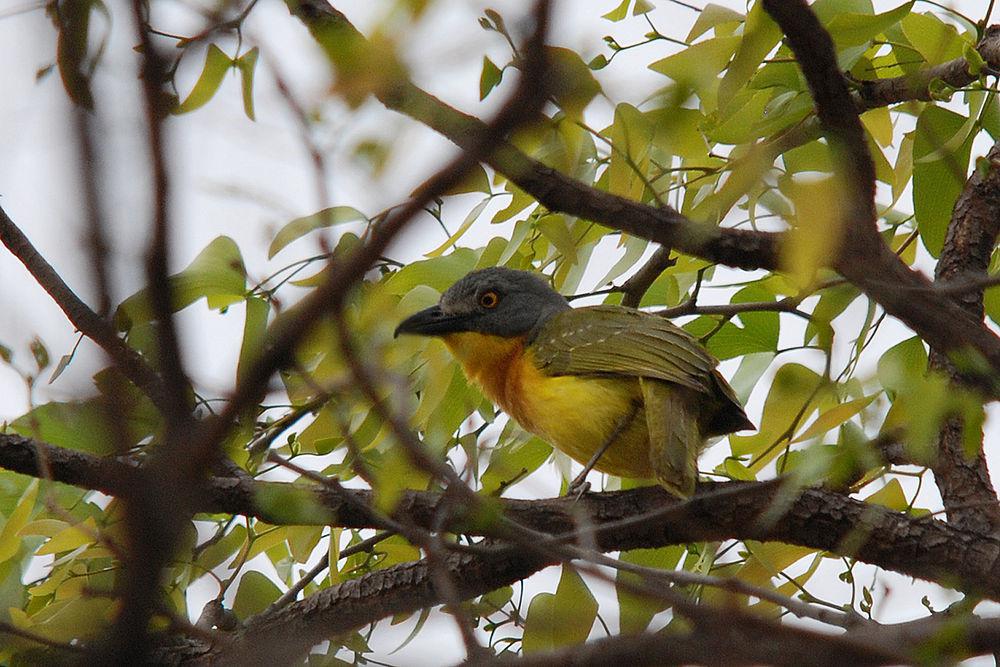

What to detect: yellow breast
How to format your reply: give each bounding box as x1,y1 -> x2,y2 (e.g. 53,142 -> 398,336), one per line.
441,332 -> 652,479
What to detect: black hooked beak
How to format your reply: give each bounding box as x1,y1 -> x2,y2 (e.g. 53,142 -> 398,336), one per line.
394,305 -> 472,338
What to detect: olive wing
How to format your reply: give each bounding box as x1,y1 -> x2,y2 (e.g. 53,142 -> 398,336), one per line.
530,306 -> 717,394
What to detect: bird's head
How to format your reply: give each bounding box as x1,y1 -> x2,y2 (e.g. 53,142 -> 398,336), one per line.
395,267 -> 570,339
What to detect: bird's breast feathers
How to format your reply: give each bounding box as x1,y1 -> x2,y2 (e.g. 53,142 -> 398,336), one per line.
441,331 -> 650,477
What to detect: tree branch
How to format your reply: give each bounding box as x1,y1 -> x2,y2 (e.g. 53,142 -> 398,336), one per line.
854,26 -> 1000,111
6,431 -> 1000,662
469,611 -> 1000,667
5,433 -> 1000,599
0,206 -> 171,412
928,140 -> 1000,535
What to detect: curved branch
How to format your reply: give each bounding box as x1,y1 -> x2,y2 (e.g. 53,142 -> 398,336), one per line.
475,611 -> 1000,667
0,206 -> 171,412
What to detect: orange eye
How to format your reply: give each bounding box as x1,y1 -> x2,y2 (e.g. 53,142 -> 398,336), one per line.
479,291 -> 500,309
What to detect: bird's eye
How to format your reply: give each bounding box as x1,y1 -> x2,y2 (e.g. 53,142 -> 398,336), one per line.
479,291 -> 500,309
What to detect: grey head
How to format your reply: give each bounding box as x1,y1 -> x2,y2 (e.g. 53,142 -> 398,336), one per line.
394,267 -> 570,339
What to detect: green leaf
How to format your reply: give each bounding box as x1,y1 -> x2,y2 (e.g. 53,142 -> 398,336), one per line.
253,483 -> 331,525
730,363 -> 825,470
728,351 -> 775,404
780,176 -> 846,287
984,251 -> 1000,326
479,56 -> 503,100
196,526 -> 247,573
383,248 -> 479,295
718,3 -> 780,108
236,47 -> 259,121
233,571 -> 282,620
36,517 -> 97,556
0,481 -> 37,566
588,54 -> 608,70
370,447 -> 431,513
684,313 -> 776,361
602,0 -> 631,22
269,207 -> 367,258
237,297 -> 270,384
805,284 -> 860,346
286,525 -> 323,563
901,12 -> 968,66
877,336 -> 928,398
175,44 -> 233,114
732,284 -> 779,353
537,214 -> 578,264
596,235 -> 648,288
425,197 -> 492,258
481,435 -> 551,495
442,165 -> 492,196
606,103 -> 653,201
29,337 -> 49,371
864,478 -> 908,511
791,394 -> 877,443
54,0 -> 108,108
115,237 -> 247,329
617,546 -> 683,634
522,566 -> 597,652
29,597 -> 114,642
545,47 -> 601,115
827,2 -> 913,49
11,400 -> 116,454
649,36 -> 740,110
687,4 -> 744,42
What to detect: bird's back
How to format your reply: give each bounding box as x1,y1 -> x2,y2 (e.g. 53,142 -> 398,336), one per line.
529,305 -> 752,435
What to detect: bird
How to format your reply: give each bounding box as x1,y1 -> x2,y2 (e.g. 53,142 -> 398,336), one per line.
395,267 -> 753,497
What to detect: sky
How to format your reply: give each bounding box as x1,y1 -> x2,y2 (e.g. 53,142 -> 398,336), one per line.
0,0 -> 998,663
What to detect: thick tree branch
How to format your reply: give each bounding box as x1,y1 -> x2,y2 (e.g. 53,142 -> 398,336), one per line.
929,140 -> 1000,534
472,611 -> 1000,667
6,432 -> 1000,662
5,434 -> 1000,599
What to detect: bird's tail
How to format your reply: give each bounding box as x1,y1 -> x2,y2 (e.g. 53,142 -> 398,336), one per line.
641,378 -> 701,498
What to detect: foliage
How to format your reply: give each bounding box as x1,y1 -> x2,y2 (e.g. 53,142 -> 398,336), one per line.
1,0 -> 999,663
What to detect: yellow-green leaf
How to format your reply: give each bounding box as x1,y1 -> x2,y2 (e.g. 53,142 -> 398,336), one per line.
36,517 -> 97,556
236,47 -> 259,121
233,571 -> 282,619
780,176 -> 845,288
864,478 -> 908,511
269,207 -> 367,258
0,481 -> 37,565
115,237 -> 247,329
522,566 -> 597,653
792,394 -> 877,443
175,44 -> 233,114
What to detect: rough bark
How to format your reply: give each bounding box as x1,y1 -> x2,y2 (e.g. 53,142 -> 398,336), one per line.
929,140 -> 1000,534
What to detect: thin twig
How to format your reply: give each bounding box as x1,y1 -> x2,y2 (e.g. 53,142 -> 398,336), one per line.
619,246 -> 676,308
